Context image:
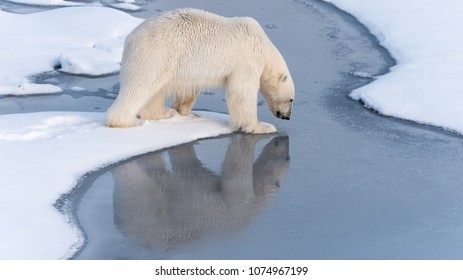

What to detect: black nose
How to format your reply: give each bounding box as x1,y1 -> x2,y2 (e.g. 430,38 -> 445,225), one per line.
276,111 -> 291,120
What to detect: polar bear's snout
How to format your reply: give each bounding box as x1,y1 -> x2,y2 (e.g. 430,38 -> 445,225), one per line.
276,110 -> 291,120
272,98 -> 293,120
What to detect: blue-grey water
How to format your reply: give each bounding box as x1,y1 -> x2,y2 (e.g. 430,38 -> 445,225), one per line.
2,0 -> 463,259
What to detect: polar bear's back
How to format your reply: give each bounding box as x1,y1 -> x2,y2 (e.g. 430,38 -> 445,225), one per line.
150,8 -> 266,45
122,8 -> 270,88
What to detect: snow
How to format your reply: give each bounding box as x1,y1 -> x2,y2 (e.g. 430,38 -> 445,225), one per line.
110,2 -> 141,11
0,6 -> 142,95
324,0 -> 463,134
5,0 -> 83,6
5,0 -> 142,10
0,111 -> 231,259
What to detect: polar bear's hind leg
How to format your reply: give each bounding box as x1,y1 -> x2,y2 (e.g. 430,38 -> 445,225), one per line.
137,88 -> 179,121
173,88 -> 200,116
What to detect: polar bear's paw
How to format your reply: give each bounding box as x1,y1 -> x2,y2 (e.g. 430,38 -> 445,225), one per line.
105,114 -> 136,128
138,108 -> 179,121
242,121 -> 277,134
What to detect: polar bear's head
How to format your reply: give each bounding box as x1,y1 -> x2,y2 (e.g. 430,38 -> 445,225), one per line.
260,68 -> 295,120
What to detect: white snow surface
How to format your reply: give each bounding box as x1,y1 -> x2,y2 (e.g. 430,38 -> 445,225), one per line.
5,0 -> 141,9
325,0 -> 463,134
110,2 -> 141,11
0,111 -> 231,259
5,0 -> 83,6
0,6 -> 142,95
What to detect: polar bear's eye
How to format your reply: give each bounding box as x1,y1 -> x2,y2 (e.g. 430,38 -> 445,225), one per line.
279,74 -> 288,83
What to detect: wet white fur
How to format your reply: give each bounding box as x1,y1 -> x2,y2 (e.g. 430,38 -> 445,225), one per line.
106,8 -> 295,134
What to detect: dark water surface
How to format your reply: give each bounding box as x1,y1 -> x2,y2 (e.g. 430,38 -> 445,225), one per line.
4,0 -> 463,259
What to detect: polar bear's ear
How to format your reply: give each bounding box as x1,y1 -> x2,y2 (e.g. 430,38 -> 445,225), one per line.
279,74 -> 288,83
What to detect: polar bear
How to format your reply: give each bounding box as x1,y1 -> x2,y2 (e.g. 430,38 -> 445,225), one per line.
105,8 -> 295,134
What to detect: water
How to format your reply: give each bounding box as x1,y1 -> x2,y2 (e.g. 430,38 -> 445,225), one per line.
3,0 -> 463,259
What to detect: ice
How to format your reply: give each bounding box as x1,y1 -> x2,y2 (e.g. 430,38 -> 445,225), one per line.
58,48 -> 121,76
110,3 -> 141,11
0,6 -> 142,95
350,71 -> 374,79
10,79 -> 62,95
5,0 -> 142,10
0,114 -> 98,142
325,0 -> 463,134
5,0 -> 83,6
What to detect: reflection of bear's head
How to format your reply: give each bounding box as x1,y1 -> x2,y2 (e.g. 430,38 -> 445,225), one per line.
254,136 -> 290,196
112,135 -> 290,251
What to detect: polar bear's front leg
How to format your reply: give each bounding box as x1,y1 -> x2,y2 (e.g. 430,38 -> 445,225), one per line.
226,74 -> 277,134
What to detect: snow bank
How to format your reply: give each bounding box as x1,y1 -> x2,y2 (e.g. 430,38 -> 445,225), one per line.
110,2 -> 141,11
324,0 -> 463,134
5,0 -> 83,6
0,111 -> 231,259
0,6 -> 142,95
5,0 -> 141,9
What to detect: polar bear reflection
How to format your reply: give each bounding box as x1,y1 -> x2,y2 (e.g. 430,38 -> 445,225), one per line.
112,135 -> 290,251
